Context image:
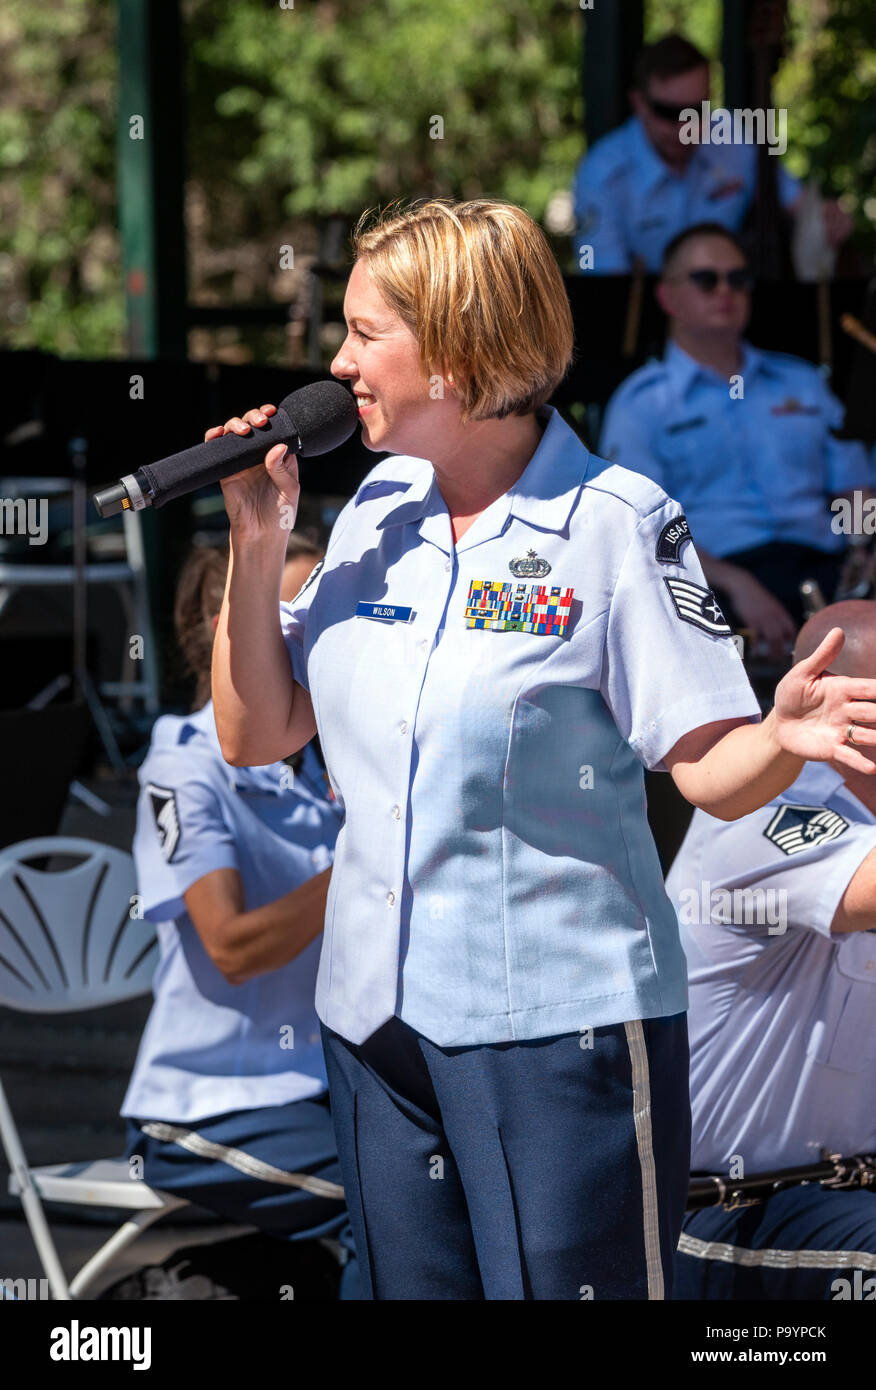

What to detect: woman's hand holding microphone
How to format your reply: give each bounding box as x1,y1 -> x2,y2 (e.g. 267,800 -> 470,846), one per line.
208,403 -> 318,767
206,403 -> 301,541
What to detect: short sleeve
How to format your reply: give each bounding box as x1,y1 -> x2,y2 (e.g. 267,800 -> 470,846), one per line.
599,385 -> 669,490
279,561 -> 324,694
601,497 -> 762,772
134,755 -> 239,921
697,807 -> 876,940
573,158 -> 632,275
279,498 -> 358,694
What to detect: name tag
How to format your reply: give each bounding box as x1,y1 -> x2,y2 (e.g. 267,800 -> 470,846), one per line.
355,601 -> 414,623
464,580 -> 574,637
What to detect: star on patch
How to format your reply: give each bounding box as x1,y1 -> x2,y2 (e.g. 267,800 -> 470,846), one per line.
655,514 -> 692,564
663,576 -> 731,635
145,783 -> 181,862
763,803 -> 849,857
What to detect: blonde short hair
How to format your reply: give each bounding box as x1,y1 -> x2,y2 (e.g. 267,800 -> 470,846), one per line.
352,199 -> 574,424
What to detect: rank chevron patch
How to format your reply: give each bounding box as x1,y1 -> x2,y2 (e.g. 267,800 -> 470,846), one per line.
763,803 -> 850,856
664,576 -> 732,635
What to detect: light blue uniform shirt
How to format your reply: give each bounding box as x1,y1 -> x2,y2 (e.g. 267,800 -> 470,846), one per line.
666,760 -> 876,1173
121,699 -> 342,1124
599,340 -> 871,558
573,114 -> 800,274
279,405 -> 762,1047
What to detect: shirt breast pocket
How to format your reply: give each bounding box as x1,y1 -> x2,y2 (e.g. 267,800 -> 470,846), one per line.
810,933 -> 876,1073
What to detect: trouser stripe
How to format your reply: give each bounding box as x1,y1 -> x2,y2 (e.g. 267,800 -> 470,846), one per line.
139,1120 -> 345,1199
678,1230 -> 876,1271
624,1019 -> 665,1300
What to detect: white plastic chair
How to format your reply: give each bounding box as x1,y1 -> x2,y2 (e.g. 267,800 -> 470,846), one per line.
0,836 -> 187,1299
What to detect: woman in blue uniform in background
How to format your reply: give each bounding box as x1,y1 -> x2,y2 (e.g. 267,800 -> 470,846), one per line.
122,538 -> 358,1299
208,199 -> 876,1300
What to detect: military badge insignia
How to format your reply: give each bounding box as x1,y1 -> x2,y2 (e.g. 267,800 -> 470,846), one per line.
465,580 -> 573,637
655,514 -> 692,564
145,783 -> 181,862
509,548 -> 551,578
763,803 -> 849,856
664,577 -> 732,635
770,398 -> 819,416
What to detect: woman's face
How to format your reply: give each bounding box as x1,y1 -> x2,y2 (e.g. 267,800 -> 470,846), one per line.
330,258 -> 458,457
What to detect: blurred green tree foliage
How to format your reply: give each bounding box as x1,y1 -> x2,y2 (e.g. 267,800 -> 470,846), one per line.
0,0 -> 872,359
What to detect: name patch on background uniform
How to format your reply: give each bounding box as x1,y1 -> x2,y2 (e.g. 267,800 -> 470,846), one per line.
664,577 -> 732,635
655,514 -> 692,564
464,580 -> 573,636
763,803 -> 849,856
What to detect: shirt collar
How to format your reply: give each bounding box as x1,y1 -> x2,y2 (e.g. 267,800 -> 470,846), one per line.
177,699 -> 311,798
663,338 -> 767,398
370,406 -> 592,541
628,115 -> 675,196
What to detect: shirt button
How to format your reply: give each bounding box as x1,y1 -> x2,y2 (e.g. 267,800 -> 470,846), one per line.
391,804 -> 400,819
399,720 -> 408,734
386,890 -> 396,906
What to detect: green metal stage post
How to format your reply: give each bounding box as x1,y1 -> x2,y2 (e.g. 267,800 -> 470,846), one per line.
116,0 -> 191,705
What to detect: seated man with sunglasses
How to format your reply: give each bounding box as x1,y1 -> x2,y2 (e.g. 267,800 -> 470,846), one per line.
573,33 -> 851,276
599,223 -> 872,663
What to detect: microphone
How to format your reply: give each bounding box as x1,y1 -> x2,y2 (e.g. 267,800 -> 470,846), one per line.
92,380 -> 359,518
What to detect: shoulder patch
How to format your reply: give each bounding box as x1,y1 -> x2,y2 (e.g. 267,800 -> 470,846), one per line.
145,783 -> 181,863
656,513 -> 691,564
664,577 -> 731,636
763,803 -> 850,856
288,556 -> 324,605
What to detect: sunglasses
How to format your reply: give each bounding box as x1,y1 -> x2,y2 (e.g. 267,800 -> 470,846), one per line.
645,96 -> 691,122
679,268 -> 754,293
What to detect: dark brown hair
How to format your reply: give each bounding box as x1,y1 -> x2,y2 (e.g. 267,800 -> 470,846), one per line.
633,34 -> 709,92
173,535 -> 323,711
661,221 -> 749,276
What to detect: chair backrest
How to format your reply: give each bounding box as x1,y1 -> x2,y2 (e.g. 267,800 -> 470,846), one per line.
0,837 -> 158,1013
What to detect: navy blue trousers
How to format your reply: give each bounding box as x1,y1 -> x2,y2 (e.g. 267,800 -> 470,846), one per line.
675,1184 -> 876,1300
125,1095 -> 359,1299
320,1012 -> 691,1300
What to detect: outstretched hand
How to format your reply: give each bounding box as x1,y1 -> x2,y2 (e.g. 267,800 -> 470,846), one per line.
773,628 -> 876,774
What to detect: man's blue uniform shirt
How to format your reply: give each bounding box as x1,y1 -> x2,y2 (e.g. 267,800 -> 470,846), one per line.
599,340 -> 871,558
573,114 -> 800,274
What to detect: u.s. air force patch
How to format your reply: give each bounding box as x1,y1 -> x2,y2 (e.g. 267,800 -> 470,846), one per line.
655,513 -> 691,564
663,576 -> 731,635
289,557 -> 324,606
145,783 -> 181,862
763,803 -> 849,856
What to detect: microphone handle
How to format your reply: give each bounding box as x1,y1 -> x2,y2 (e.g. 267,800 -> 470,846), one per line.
134,406 -> 298,510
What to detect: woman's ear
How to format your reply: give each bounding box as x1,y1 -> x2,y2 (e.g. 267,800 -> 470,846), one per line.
211,613 -> 220,634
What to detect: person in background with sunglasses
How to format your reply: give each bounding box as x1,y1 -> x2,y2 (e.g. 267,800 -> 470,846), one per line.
599,223 -> 873,663
573,33 -> 852,276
